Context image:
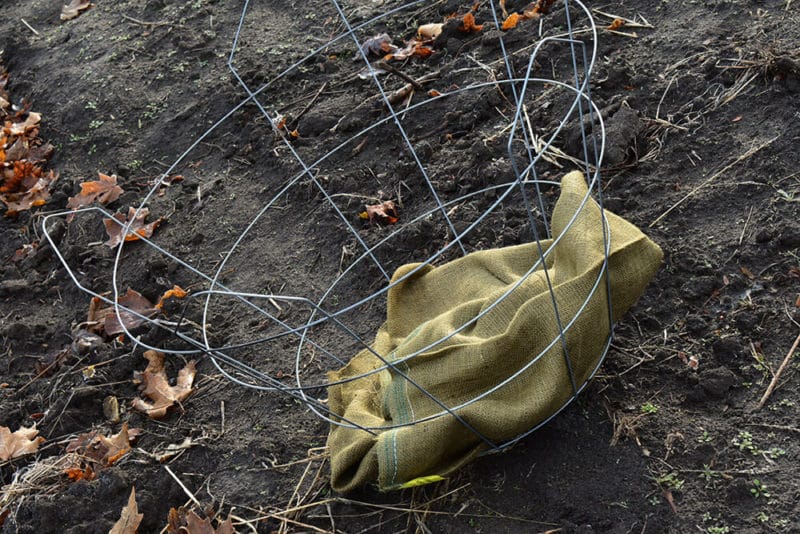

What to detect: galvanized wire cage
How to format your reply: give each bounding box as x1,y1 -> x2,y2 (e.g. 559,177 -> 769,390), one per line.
45,0 -> 611,460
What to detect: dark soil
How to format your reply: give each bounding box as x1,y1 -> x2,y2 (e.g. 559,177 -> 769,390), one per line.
2,0 -> 800,533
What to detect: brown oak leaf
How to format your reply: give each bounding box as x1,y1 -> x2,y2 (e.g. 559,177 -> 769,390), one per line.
0,425 -> 45,461
67,172 -> 124,211
167,508 -> 234,534
109,487 -> 143,534
87,288 -> 159,336
61,0 -> 94,21
132,350 -> 196,419
65,423 -> 141,466
103,206 -> 163,248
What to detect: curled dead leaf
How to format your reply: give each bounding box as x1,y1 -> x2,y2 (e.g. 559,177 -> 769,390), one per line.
132,350 -> 196,419
418,23 -> 443,40
501,12 -> 521,30
359,200 -> 399,225
357,34 -> 398,60
156,285 -> 189,310
103,207 -> 163,248
0,425 -> 45,461
61,0 -> 94,21
65,465 -> 96,482
607,18 -> 625,31
459,12 -> 483,33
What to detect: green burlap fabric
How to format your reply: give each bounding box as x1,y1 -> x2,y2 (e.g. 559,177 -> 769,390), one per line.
327,171 -> 663,492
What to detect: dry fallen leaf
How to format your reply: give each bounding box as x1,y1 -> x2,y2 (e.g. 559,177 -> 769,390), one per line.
357,34 -> 398,60
359,200 -> 399,225
65,465 -> 95,482
0,425 -> 45,461
11,242 -> 37,262
88,288 -> 159,336
132,350 -> 196,419
61,0 -> 94,21
1,171 -> 58,217
6,112 -> 41,137
67,172 -> 124,211
0,76 -> 57,217
168,508 -> 234,534
606,18 -> 625,31
156,285 -> 189,309
66,423 -> 140,466
103,207 -> 163,248
459,12 -> 483,33
418,23 -> 443,40
110,487 -> 144,534
530,0 -> 556,15
501,12 -> 522,30
386,39 -> 435,61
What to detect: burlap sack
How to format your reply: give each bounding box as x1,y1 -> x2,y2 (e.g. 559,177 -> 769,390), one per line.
327,171 -> 663,492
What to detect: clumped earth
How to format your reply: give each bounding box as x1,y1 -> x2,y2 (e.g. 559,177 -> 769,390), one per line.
1,0 -> 799,532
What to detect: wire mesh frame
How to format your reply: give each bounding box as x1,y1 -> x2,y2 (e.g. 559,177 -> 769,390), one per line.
42,0 -> 613,453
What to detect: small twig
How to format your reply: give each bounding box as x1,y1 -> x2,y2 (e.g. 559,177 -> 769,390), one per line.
290,81 -> 328,129
121,14 -> 176,28
738,205 -> 754,246
164,465 -> 203,508
650,135 -> 778,227
746,422 -> 800,434
20,19 -> 40,36
756,329 -> 800,409
377,62 -> 424,90
592,9 -> 654,28
386,69 -> 442,106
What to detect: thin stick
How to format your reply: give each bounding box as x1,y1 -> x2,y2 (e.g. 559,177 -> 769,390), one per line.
738,205 -> 754,246
21,19 -> 40,36
164,465 -> 203,508
121,14 -> 177,28
756,329 -> 800,409
291,81 -> 328,128
377,62 -> 424,90
746,423 -> 800,434
220,400 -> 225,435
650,136 -> 778,227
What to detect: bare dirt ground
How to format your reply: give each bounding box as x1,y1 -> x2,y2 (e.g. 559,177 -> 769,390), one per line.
1,0 -> 799,532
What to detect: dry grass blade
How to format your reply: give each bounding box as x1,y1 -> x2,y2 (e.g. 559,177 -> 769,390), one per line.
0,454 -> 81,521
650,135 -> 779,227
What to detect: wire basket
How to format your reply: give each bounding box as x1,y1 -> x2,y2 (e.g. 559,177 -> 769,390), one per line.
45,0 -> 621,488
